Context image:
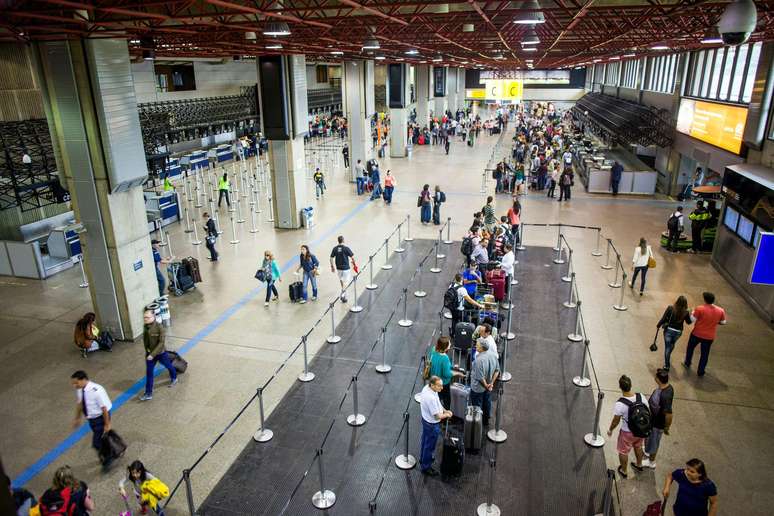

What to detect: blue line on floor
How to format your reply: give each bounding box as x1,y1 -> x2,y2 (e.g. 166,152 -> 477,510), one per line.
12,196 -> 373,488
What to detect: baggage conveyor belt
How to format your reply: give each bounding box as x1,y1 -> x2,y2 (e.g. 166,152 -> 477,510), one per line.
200,242 -> 609,515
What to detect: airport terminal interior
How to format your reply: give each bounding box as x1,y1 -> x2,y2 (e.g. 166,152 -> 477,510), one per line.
2,1 -> 774,515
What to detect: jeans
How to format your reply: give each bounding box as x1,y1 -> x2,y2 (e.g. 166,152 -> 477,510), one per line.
470,389 -> 491,425
668,229 -> 681,251
663,328 -> 682,369
432,203 -> 441,225
370,183 -> 382,201
87,414 -> 106,450
343,155 -> 349,168
421,203 -> 432,223
302,270 -> 318,300
384,186 -> 394,204
547,180 -> 555,197
511,224 -> 520,245
631,266 -> 648,292
684,334 -> 713,375
495,178 -> 502,193
144,351 -> 177,395
315,182 -> 324,198
155,266 -> 165,296
356,177 -> 365,195
265,280 -> 279,302
419,419 -> 441,471
205,237 -> 218,260
218,189 -> 230,207
611,180 -> 620,195
644,427 -> 664,457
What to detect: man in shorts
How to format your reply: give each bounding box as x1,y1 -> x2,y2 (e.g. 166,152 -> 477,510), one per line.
330,235 -> 355,303
607,374 -> 646,479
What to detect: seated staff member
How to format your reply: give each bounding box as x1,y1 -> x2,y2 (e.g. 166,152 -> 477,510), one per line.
418,376 -> 453,476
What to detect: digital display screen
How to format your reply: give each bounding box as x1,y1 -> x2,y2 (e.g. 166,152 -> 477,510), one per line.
676,99 -> 748,154
723,205 -> 739,231
737,214 -> 754,243
750,232 -> 774,285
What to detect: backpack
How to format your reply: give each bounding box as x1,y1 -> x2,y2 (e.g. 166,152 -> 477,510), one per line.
619,394 -> 652,438
667,214 -> 679,232
443,285 -> 458,311
39,487 -> 74,516
439,191 -> 446,203
461,237 -> 474,256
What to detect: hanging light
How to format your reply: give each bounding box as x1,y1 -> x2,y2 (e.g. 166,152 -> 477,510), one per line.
265,43 -> 283,50
513,0 -> 545,25
521,27 -> 540,45
405,49 -> 419,55
700,27 -> 723,44
650,43 -> 670,50
362,38 -> 380,50
375,55 -> 386,60
263,22 -> 291,36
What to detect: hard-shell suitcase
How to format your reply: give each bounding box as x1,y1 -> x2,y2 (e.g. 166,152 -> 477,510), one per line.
440,422 -> 464,478
454,322 -> 475,351
464,405 -> 483,452
450,382 -> 470,419
486,270 -> 506,301
183,257 -> 202,283
289,281 -> 303,302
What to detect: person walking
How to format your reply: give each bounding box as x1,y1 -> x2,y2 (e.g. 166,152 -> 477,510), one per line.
630,237 -> 654,295
203,212 -> 218,261
444,137 -> 450,155
295,245 -> 319,303
139,309 -> 177,401
419,184 -> 432,224
383,170 -> 395,205
369,163 -> 382,201
259,250 -> 281,307
643,369 -> 674,469
151,239 -> 171,296
657,295 -> 692,370
217,172 -> 230,208
313,168 -> 325,200
683,292 -> 727,377
432,185 -> 445,225
119,460 -> 168,516
688,200 -> 710,253
342,143 -> 349,168
418,376 -> 453,476
667,206 -> 685,252
330,235 -> 355,303
607,375 -> 647,478
663,459 -> 718,516
355,160 -> 366,195
611,161 -> 623,195
70,370 -> 112,461
427,336 -> 464,409
469,338 -> 500,427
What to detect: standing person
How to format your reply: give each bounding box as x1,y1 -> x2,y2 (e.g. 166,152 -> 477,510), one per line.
683,292 -> 727,377
419,184 -> 432,224
471,238 -> 489,268
432,185 -> 445,225
259,250 -> 281,307
482,196 -> 496,232
557,170 -> 572,202
506,200 -> 521,244
217,172 -> 230,208
444,137 -> 450,155
663,459 -> 718,516
428,336 -> 464,409
500,244 -> 515,298
330,235 -> 355,303
630,237 -> 654,295
151,239 -> 171,296
119,460 -> 168,516
643,369 -> 674,469
611,161 -> 623,195
418,376 -> 453,476
449,273 -> 483,337
139,309 -> 177,401
38,466 -> 95,515
469,339 -> 500,427
688,201 -> 710,253
342,143 -> 349,168
607,374 -> 647,478
369,163 -> 382,201
657,295 -> 692,370
203,212 -> 218,261
383,170 -> 395,205
546,166 -> 558,198
70,370 -> 112,461
313,168 -> 325,200
667,206 -> 685,252
295,245 -> 319,303
354,160 -> 366,195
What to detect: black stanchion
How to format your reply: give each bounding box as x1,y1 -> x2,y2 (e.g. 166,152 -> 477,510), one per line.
183,468 -> 196,516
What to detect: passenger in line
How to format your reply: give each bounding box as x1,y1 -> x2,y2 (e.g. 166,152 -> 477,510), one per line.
469,338 -> 499,427
662,458 -> 718,516
139,308 -> 177,401
432,185 -> 445,225
151,239 -> 172,296
418,375 -> 453,476
607,375 -> 645,479
643,369 -> 674,470
656,295 -> 692,370
630,237 -> 654,295
260,250 -> 281,307
295,245 -> 319,303
427,336 -> 464,409
71,370 -> 112,461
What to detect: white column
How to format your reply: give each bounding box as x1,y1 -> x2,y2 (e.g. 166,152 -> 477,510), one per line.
415,64 -> 430,127
343,60 -> 375,181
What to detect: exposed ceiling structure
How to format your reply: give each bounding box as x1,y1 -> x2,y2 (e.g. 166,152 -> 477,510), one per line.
2,1 -> 774,69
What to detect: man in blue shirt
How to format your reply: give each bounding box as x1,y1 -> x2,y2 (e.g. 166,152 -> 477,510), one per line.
611,161 -> 623,196
462,262 -> 481,297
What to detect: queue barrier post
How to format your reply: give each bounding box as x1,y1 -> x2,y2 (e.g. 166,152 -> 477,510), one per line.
235,193 -> 245,224
395,412 -> 417,470
608,258 -> 622,288
430,241 -> 442,273
563,273 -> 577,309
298,335 -> 315,383
350,274 -> 364,313
311,449 -> 336,509
517,224 -> 526,251
78,255 -> 89,288
346,375 -> 367,425
444,217 -> 453,244
395,224 -> 405,253
567,300 -> 583,342
553,242 -> 565,265
613,272 -> 629,312
476,458 -> 501,516
572,339 -> 592,388
487,385 -> 507,443
405,215 -> 414,242
592,228 -> 603,257
381,238 -> 393,270
553,225 -> 562,252
594,469 -> 616,516
190,214 -> 202,245
183,204 -> 193,233
375,326 -> 392,373
584,391 -> 606,448
326,302 -> 342,344
252,387 -> 273,443
436,230 -> 446,259
562,249 -> 573,282
249,203 -> 259,234
182,468 -> 196,516
601,239 -> 614,270
414,264 -> 427,298
228,214 -> 239,244
366,255 -> 378,290
398,289 -> 413,327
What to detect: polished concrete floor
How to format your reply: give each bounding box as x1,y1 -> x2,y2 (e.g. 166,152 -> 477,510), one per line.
2,125 -> 773,516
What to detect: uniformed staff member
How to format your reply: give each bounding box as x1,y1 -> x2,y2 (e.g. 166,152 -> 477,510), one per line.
217,172 -> 230,208
71,370 -> 112,462
313,168 -> 325,200
162,174 -> 174,192
688,200 -> 710,253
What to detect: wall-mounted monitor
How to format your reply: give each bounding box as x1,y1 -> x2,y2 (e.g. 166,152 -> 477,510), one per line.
723,205 -> 740,231
738,214 -> 755,243
676,99 -> 748,154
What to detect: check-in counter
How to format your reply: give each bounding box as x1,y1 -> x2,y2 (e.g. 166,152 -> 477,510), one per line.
577,145 -> 657,195
216,144 -> 233,163
145,191 -> 180,229
2,212 -> 82,279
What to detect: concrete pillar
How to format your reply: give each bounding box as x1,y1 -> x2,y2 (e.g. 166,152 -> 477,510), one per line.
415,64 -> 430,128
342,60 -> 375,180
34,39 -> 158,339
447,68 -> 458,115
268,138 -> 307,228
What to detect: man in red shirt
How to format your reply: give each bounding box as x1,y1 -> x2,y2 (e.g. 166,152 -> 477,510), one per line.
683,292 -> 727,377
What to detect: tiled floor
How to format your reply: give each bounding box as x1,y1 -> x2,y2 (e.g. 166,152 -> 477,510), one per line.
1,124 -> 773,516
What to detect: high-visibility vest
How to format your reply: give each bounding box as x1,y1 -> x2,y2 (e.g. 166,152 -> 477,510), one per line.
218,178 -> 230,191
163,178 -> 173,191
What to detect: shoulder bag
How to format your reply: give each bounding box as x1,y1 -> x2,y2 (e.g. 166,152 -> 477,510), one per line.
647,247 -> 657,268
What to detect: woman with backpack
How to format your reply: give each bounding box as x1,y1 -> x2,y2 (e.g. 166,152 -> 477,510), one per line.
663,458 -> 718,516
34,466 -> 94,515
119,460 -> 169,515
631,237 -> 654,295
73,312 -> 112,358
419,184 -> 432,224
295,245 -> 319,303
258,250 -> 281,307
432,185 -> 445,225
656,295 -> 692,371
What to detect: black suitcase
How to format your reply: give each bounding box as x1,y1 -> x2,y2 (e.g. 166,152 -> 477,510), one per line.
454,322 -> 475,351
167,350 -> 188,373
177,272 -> 195,292
98,430 -> 127,466
440,422 -> 464,478
289,281 -> 303,302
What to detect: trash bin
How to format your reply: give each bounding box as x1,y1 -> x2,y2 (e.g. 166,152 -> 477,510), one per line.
301,207 -> 315,228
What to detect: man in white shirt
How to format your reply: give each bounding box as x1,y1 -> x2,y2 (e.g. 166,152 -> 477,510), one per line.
500,244 -> 515,299
476,323 -> 498,360
71,370 -> 112,459
562,150 -> 573,171
419,376 -> 453,476
450,273 -> 483,337
607,374 -> 646,478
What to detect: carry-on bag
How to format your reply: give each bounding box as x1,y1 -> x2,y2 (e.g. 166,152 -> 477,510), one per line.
182,257 -> 202,283
649,328 -> 660,352
450,382 -> 470,419
453,322 -> 475,351
464,405 -> 483,452
99,430 -> 127,466
440,420 -> 464,478
289,281 -> 303,302
167,350 -> 188,374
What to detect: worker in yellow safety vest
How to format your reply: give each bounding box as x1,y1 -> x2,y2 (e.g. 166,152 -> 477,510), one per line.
217,173 -> 230,208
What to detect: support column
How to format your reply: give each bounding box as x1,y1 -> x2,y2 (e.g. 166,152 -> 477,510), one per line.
447,68 -> 458,116
35,39 -> 158,339
415,64 -> 430,128
433,66 -> 448,119
342,60 -> 375,181
257,55 -> 309,228
388,63 -> 409,158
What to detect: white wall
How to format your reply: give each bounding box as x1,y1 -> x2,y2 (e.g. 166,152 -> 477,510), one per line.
522,88 -> 585,101
131,59 -> 258,103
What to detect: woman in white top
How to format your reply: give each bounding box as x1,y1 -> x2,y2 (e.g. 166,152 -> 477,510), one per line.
631,237 -> 653,295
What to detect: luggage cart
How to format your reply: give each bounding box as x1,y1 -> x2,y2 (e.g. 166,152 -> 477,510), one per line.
167,262 -> 195,296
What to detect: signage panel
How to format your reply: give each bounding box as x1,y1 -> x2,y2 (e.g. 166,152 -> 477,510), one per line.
676,99 -> 748,154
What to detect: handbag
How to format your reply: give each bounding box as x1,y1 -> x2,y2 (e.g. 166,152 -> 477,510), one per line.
254,269 -> 266,282
648,256 -> 657,268
417,195 -> 423,207
99,430 -> 127,465
649,328 -> 659,352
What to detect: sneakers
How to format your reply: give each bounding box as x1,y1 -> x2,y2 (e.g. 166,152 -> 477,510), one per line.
311,296 -> 318,301
169,378 -> 178,388
642,458 -> 657,469
264,302 -> 269,307
421,467 -> 439,477
630,461 -> 644,472
299,299 -> 307,304
139,393 -> 153,401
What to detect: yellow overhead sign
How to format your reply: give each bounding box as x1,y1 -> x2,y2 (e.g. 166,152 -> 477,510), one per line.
466,80 -> 523,101
466,88 -> 486,99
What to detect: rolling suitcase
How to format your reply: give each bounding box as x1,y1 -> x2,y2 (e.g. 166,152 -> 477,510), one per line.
440,421 -> 464,478
486,269 -> 506,301
183,257 -> 202,283
464,405 -> 483,452
454,321 -> 475,351
450,381 -> 470,419
289,281 -> 303,302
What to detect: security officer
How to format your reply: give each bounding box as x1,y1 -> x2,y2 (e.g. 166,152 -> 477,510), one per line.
217,172 -> 230,208
688,200 -> 710,253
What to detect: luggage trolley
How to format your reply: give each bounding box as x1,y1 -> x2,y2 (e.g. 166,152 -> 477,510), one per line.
167,261 -> 196,296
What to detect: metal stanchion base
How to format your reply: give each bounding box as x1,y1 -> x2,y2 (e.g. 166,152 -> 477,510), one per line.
500,302 -> 513,310
404,237 -> 414,242
347,414 -> 366,426
253,429 -> 274,443
436,253 -> 446,259
414,290 -> 427,298
414,392 -> 421,403
573,376 -> 591,387
398,319 -> 413,327
430,267 -> 441,273
237,218 -> 245,223
443,239 -> 453,245
298,372 -> 316,382
601,264 -> 614,270
79,282 -> 89,288
375,364 -> 392,374
592,250 -> 603,257
366,284 -> 378,290
326,335 -> 342,344
608,282 -> 622,288
195,203 -> 203,208
561,275 -> 572,283
381,264 -> 393,270
192,240 -> 202,245
229,239 -> 239,244
443,310 -> 452,319
395,454 -> 417,470
250,228 -> 259,234
395,246 -> 405,253
312,490 -> 336,510
552,245 -> 561,252
563,301 -> 577,309
505,332 -> 516,340
487,429 -> 508,443
517,245 -> 526,251
613,304 -> 629,312
184,229 -> 193,233
228,207 -> 236,213
584,433 -> 605,447
553,258 -> 565,264
500,371 -> 512,382
567,333 -> 583,342
350,305 -> 364,313
477,503 -> 501,516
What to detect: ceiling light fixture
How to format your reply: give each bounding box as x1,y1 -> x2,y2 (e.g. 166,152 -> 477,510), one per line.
330,50 -> 344,55
375,55 -> 386,60
592,58 -> 602,62
266,43 -> 283,50
405,49 -> 419,55
263,22 -> 291,37
432,56 -> 443,62
142,49 -> 155,61
609,56 -> 620,60
521,27 -> 540,45
650,43 -> 669,50
362,38 -> 380,50
522,47 -> 537,52
513,0 -> 546,25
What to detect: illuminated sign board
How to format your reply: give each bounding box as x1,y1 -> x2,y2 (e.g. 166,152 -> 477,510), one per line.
466,80 -> 523,101
676,99 -> 748,154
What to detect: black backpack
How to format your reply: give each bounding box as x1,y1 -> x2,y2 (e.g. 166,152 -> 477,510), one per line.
443,285 -> 458,311
461,237 -> 474,256
667,214 -> 679,232
619,394 -> 652,438
439,191 -> 446,203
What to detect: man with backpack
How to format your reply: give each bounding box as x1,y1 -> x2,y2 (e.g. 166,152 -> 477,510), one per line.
446,273 -> 483,337
607,374 -> 651,479
666,206 -> 684,252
